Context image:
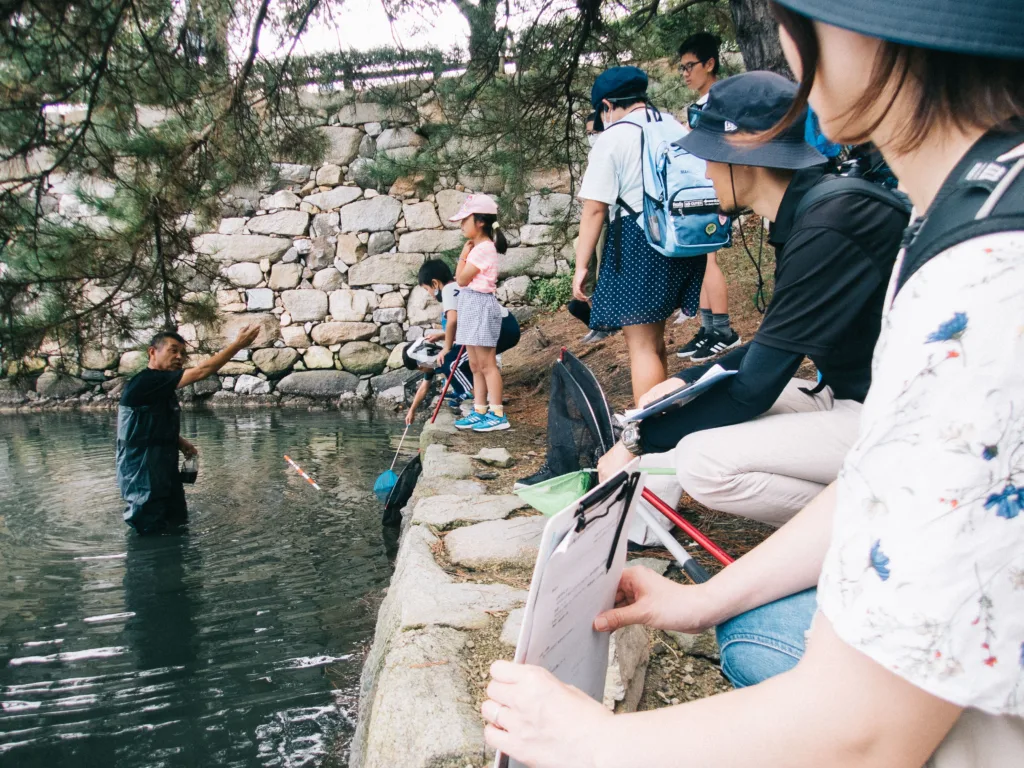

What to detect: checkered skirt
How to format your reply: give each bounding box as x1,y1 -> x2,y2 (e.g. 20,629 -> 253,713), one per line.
455,288 -> 502,347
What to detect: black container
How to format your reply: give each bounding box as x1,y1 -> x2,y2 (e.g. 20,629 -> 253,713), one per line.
180,456 -> 198,484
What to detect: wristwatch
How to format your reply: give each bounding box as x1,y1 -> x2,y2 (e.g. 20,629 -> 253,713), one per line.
621,422 -> 643,455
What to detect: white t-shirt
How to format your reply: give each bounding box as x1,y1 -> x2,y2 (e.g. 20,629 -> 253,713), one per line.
818,231 -> 1024,717
578,108 -> 649,219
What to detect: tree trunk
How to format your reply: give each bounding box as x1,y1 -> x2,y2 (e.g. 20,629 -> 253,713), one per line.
456,0 -> 502,75
728,0 -> 792,77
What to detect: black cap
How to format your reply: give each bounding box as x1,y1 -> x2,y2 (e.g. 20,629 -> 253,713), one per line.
775,0 -> 1024,59
590,66 -> 648,131
675,71 -> 827,170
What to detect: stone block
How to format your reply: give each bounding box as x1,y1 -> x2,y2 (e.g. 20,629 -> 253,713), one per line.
252,347 -> 298,376
280,326 -> 310,348
318,126 -> 363,166
281,289 -> 328,322
335,233 -> 365,266
246,288 -> 275,311
406,285 -> 442,325
397,229 -> 464,253
303,186 -> 361,211
369,368 -> 419,394
604,624 -> 651,711
305,237 -> 335,270
36,371 -> 89,399
303,346 -> 335,369
259,190 -> 301,210
435,190 -> 470,228
499,247 -> 556,278
312,267 -> 346,292
328,288 -> 374,322
445,516 -> 547,570
315,164 -> 343,186
273,163 -> 311,183
223,261 -> 264,288
348,252 -> 424,286
193,234 -> 291,264
118,350 -> 149,375
367,231 -> 396,256
310,212 -> 340,238
379,323 -> 404,346
500,607 -> 524,646
386,343 -> 408,370
402,202 -> 441,230
412,494 -> 527,527
245,210 -> 309,237
234,374 -> 271,395
473,447 -> 514,467
81,346 -> 118,371
216,313 -> 280,349
528,192 -> 577,224
218,361 -> 256,376
337,341 -> 389,375
421,444 -> 474,480
311,321 -> 377,345
377,127 -> 426,154
218,217 -> 247,235
378,292 -> 405,309
276,370 -> 359,397
496,275 -> 531,304
520,223 -> 556,245
335,102 -> 415,126
372,307 -> 406,324
339,197 -> 402,233
268,262 -> 303,291
345,158 -> 375,189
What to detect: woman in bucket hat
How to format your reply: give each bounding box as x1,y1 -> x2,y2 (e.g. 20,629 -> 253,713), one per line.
480,4 -> 1024,766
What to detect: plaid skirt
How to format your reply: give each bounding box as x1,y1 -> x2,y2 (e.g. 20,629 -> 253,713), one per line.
455,288 -> 502,347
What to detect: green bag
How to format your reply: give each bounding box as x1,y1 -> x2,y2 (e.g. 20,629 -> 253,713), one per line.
514,470 -> 597,516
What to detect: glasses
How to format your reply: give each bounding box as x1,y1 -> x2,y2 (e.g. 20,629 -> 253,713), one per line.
678,60 -> 705,75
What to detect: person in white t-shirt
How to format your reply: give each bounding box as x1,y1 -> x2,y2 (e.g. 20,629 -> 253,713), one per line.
574,66 -> 705,405
479,3 -> 1024,766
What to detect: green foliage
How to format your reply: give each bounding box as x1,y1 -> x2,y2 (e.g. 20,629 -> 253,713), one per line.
527,274 -> 573,310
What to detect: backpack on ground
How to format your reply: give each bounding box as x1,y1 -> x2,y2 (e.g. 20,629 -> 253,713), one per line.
617,106 -> 732,258
896,122 -> 1024,296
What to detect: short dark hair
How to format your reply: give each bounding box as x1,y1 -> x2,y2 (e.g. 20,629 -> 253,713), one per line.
149,331 -> 186,349
678,33 -> 722,75
417,258 -> 453,287
401,345 -> 420,371
769,2 -> 1024,152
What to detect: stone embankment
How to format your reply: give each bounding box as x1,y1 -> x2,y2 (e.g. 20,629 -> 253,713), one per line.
350,412 -> 664,768
1,94 -> 580,412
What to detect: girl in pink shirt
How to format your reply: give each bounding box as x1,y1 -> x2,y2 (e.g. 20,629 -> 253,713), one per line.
450,194 -> 510,432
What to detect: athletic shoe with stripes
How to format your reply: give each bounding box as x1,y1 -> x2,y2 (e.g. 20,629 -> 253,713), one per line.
455,411 -> 486,430
473,412 -> 510,432
690,328 -> 741,361
676,327 -> 707,358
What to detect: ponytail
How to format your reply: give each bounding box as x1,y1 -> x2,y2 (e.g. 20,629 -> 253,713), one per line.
474,213 -> 508,254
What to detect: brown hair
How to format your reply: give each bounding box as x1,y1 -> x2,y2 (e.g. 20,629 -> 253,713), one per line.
766,2 -> 1024,152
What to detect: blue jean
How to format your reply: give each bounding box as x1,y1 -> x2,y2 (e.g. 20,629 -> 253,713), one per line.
715,588 -> 817,688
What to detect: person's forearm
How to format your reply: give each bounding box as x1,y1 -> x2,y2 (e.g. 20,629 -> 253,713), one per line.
595,612 -> 958,768
181,339 -> 245,385
575,201 -> 607,270
409,382 -> 429,414
444,313 -> 456,350
698,483 -> 836,626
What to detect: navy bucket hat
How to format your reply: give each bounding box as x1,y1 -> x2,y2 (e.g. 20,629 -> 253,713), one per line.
675,71 -> 827,170
590,66 -> 648,131
773,0 -> 1024,59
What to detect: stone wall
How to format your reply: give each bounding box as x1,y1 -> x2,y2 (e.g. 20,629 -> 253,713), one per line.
0,96 -> 580,411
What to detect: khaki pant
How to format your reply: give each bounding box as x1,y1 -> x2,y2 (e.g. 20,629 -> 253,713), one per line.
675,379 -> 862,526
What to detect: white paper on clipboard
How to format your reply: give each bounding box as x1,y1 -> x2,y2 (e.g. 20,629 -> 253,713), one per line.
495,459 -> 645,768
622,364 -> 736,423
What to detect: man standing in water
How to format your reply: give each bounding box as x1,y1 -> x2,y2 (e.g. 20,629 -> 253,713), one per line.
116,325 -> 259,535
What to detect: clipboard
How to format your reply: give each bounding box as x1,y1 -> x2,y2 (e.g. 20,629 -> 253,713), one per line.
622,364 -> 736,423
495,459 -> 645,768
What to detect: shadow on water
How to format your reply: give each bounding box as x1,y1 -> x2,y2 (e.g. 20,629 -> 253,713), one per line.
0,408 -> 415,767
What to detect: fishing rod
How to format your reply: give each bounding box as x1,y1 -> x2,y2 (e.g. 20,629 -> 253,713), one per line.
284,455 -> 321,491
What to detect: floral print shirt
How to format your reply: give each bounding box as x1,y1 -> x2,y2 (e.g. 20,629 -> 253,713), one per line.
819,232 -> 1024,715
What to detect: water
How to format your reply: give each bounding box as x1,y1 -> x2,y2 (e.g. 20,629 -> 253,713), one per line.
0,409 -> 409,767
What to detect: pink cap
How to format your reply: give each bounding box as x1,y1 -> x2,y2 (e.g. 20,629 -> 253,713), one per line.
448,193 -> 499,222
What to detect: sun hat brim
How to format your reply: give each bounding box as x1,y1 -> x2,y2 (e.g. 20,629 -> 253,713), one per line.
774,0 -> 1024,59
676,130 -> 827,171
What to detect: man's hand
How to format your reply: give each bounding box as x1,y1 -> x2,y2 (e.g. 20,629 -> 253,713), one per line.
482,661 -> 611,768
572,266 -> 590,301
597,441 -> 634,482
179,438 -> 199,458
638,377 -> 685,409
234,324 -> 260,349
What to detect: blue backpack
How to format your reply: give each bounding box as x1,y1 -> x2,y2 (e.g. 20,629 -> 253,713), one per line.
617,106 -> 731,257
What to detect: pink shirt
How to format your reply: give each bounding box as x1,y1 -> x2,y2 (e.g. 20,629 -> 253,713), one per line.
466,240 -> 499,294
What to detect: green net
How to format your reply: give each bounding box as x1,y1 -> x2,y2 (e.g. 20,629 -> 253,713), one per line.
515,470 -> 597,516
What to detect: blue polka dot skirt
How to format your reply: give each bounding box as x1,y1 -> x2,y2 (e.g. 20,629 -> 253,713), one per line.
590,214 -> 706,330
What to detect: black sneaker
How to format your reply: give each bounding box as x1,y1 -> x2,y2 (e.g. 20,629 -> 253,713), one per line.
513,462 -> 555,491
690,328 -> 741,361
676,327 -> 707,358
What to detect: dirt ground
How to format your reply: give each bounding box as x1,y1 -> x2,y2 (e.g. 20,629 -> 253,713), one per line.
441,221 -> 803,713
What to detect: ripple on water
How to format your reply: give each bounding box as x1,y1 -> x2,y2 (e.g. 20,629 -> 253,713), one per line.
0,410 -> 406,767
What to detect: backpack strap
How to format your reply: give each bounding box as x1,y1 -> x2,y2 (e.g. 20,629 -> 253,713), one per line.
794,174 -> 912,224
897,123 -> 1024,295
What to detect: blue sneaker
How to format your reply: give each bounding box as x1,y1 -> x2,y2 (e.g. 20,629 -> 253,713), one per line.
473,412 -> 510,432
455,411 -> 486,430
